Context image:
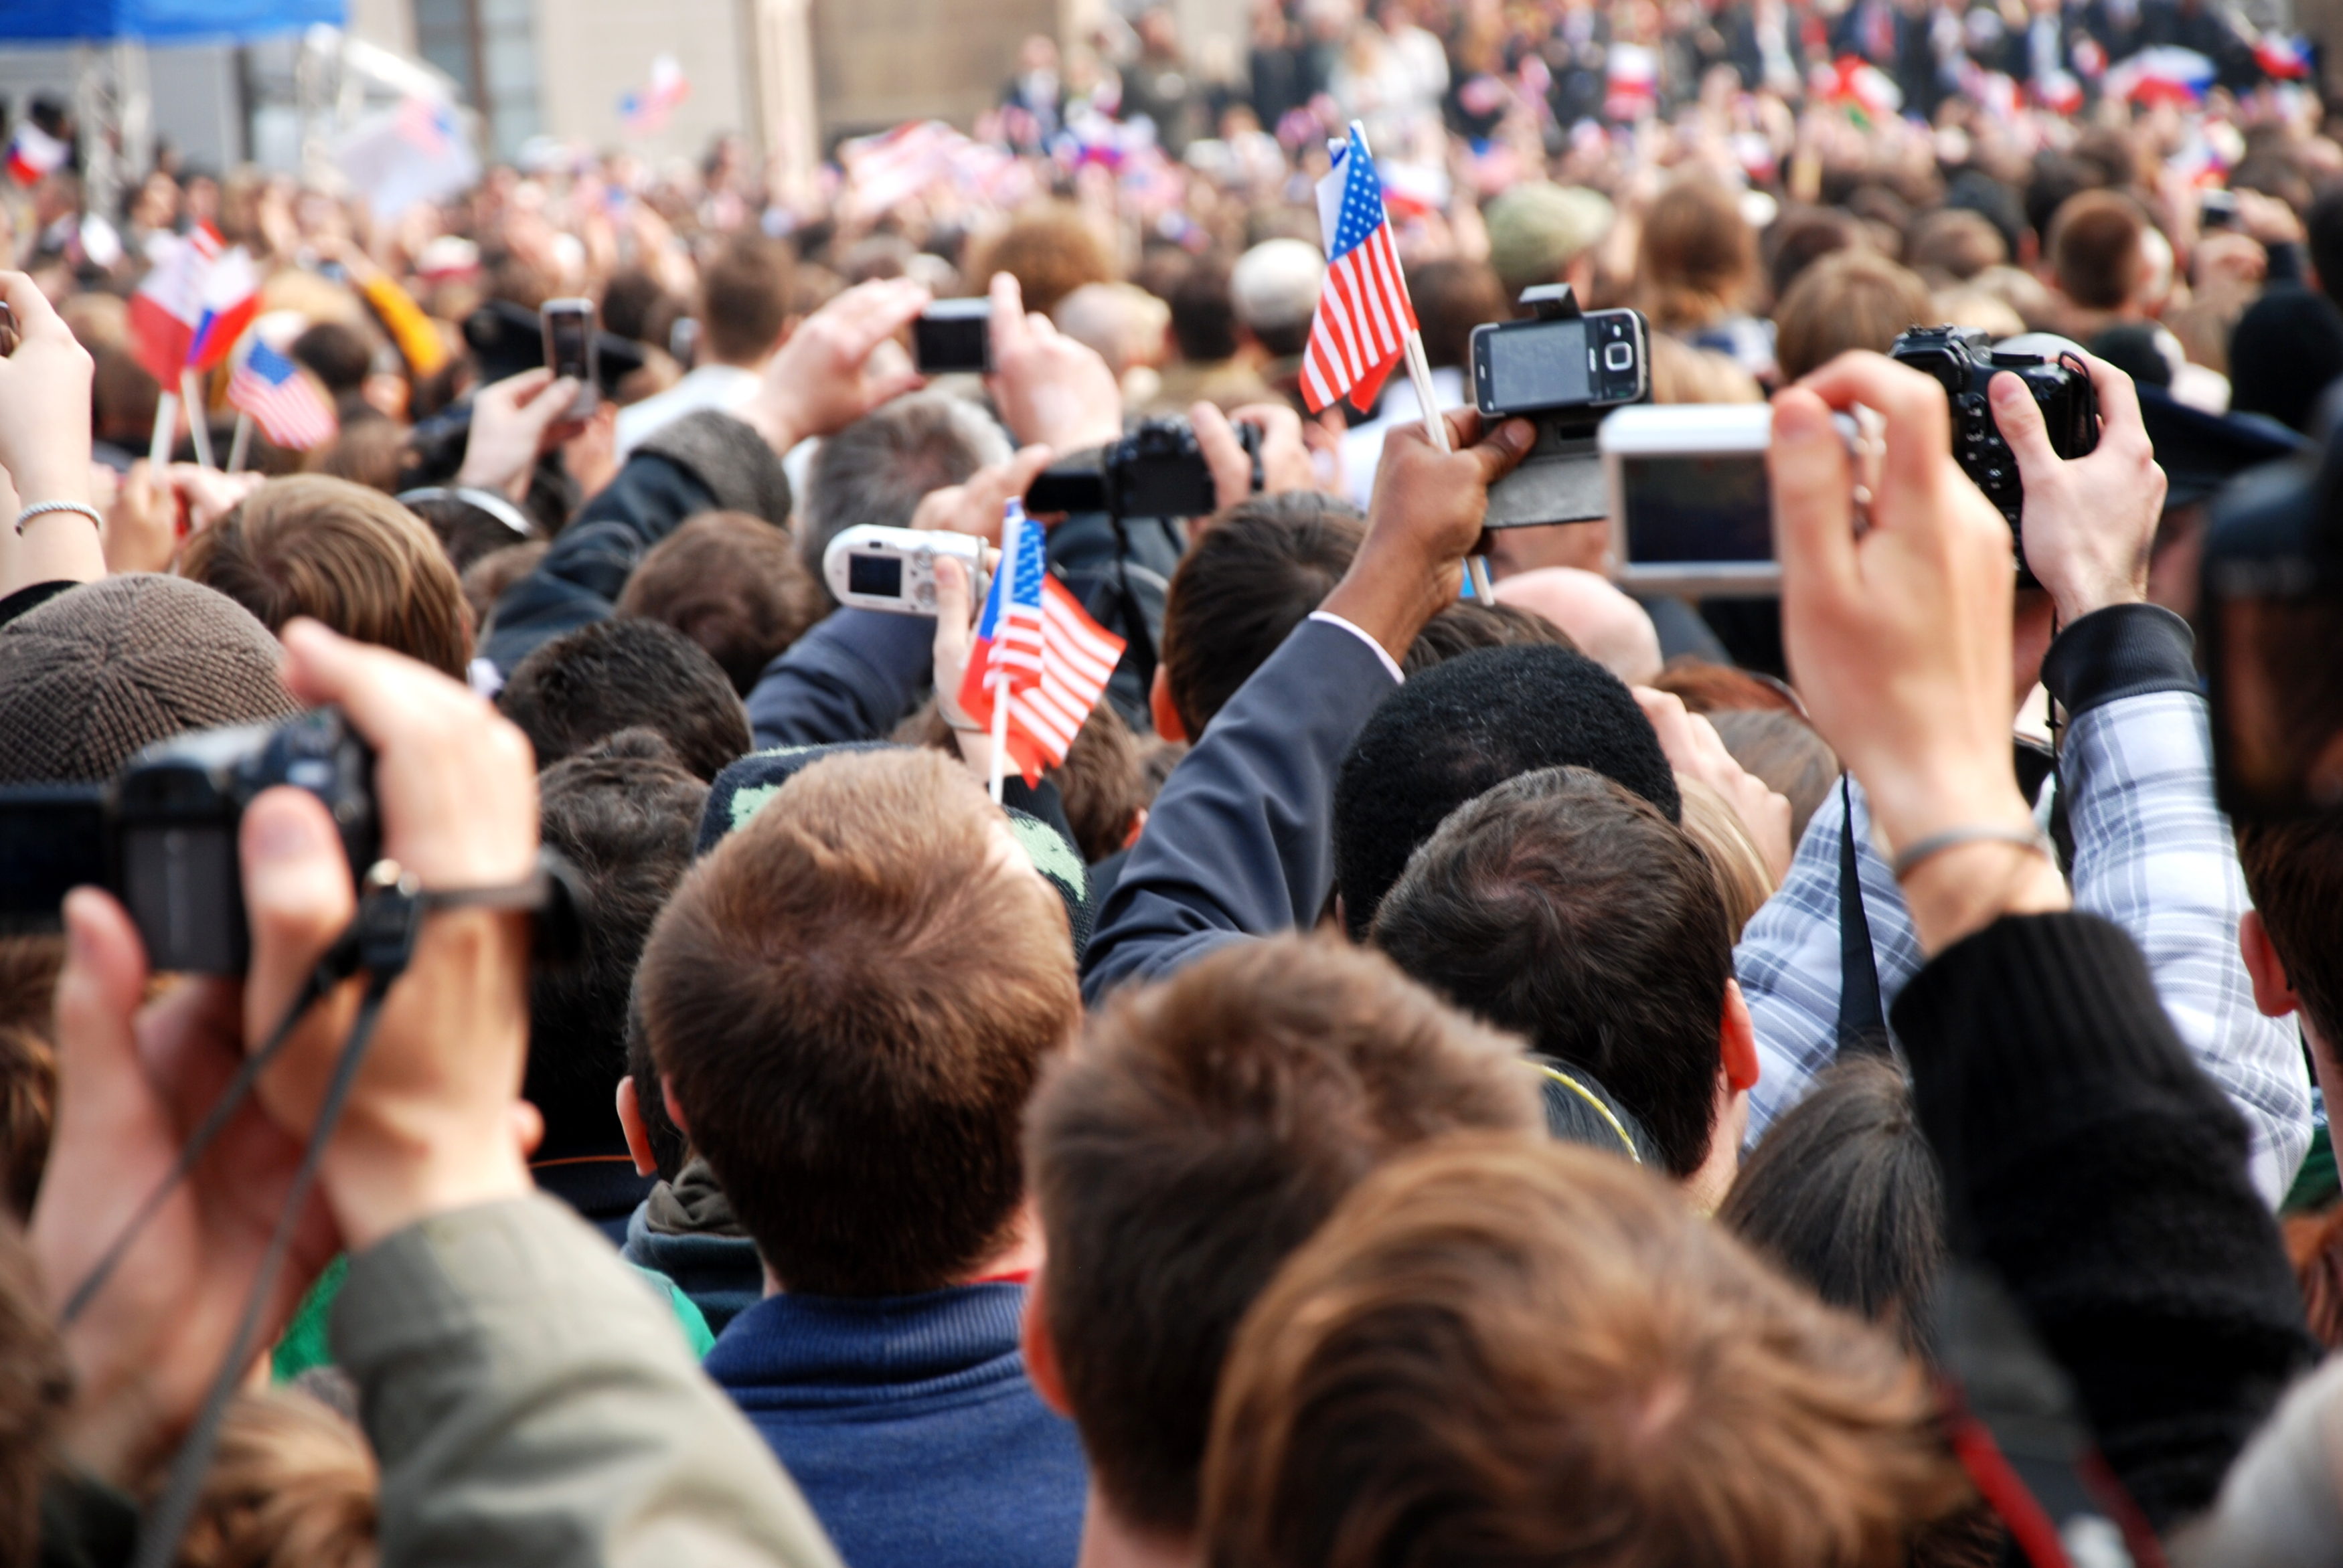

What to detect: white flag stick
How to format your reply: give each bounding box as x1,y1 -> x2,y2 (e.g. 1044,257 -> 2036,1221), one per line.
988,511 -> 1020,806
226,411 -> 253,474
181,369 -> 215,469
149,389 -> 178,468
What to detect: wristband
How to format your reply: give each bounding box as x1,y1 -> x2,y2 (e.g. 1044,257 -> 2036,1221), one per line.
15,499 -> 103,537
1889,824 -> 2054,881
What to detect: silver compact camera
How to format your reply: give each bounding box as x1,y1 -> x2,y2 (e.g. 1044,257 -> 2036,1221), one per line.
822,525 -> 990,615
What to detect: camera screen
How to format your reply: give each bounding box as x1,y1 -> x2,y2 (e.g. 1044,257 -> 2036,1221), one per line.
1486,319 -> 1591,410
847,553 -> 905,598
1619,454 -> 1772,564
914,308 -> 991,374
544,311 -> 592,377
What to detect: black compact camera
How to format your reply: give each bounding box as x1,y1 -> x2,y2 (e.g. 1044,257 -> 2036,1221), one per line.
1469,286 -> 1651,529
1026,416 -> 1261,519
0,709 -> 377,974
914,298 -> 993,375
1890,326 -> 2098,574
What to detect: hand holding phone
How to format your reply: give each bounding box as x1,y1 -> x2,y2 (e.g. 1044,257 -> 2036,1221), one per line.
539,298 -> 600,420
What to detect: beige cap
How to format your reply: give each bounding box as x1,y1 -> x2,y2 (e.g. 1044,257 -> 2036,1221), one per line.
1485,183 -> 1616,300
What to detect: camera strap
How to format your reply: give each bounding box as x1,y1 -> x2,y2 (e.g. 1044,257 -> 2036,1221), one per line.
1834,775 -> 1892,1060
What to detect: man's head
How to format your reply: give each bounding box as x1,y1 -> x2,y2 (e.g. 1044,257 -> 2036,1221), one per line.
1772,252 -> 1933,384
1407,258 -> 1509,373
2237,816 -> 2343,1077
699,235 -> 797,366
1371,767 -> 1749,1185
617,511 -> 826,696
1230,240 -> 1324,359
497,617 -> 750,781
1483,183 -> 1615,303
1489,568 -> 1660,685
1332,644 -> 1678,937
2047,189 -> 2147,313
798,393 -> 1011,589
179,476 -> 473,680
1199,1138 -> 1965,1568
639,747 -> 1078,1296
1026,935 -> 1542,1543
1907,207 -> 2009,283
528,729 -> 708,1162
1157,492 -> 1365,739
1169,256 -> 1242,365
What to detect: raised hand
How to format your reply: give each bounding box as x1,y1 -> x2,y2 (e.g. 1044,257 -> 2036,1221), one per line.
1992,353 -> 2165,625
738,278 -> 931,455
986,272 -> 1125,454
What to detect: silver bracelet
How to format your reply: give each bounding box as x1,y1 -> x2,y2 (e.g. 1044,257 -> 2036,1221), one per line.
15,500 -> 104,537
1889,823 -> 2055,881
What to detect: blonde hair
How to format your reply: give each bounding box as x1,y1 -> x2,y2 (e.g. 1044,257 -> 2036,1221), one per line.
175,1389 -> 379,1568
1676,776 -> 1779,936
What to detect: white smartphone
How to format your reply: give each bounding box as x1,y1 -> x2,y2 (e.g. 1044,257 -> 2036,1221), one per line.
822,525 -> 989,616
1600,404 -> 1780,597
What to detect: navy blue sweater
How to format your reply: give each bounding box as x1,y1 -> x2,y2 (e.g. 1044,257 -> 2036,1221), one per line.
705,1282 -> 1087,1568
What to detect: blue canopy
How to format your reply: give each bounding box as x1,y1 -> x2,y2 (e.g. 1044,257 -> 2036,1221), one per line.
0,0 -> 343,44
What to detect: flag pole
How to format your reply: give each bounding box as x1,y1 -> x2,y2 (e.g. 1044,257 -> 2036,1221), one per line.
149,389 -> 177,468
226,412 -> 252,474
181,369 -> 215,468
1348,122 -> 1492,603
988,509 -> 1019,805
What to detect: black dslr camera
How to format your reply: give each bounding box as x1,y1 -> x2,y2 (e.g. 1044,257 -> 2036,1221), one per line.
1025,416 -> 1261,519
0,709 -> 377,974
1890,327 -> 2098,574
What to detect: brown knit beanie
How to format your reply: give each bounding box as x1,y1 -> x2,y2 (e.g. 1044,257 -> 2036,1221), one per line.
0,575 -> 302,784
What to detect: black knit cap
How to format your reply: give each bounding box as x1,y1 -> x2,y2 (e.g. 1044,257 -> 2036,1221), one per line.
1334,642 -> 1678,938
0,575 -> 301,785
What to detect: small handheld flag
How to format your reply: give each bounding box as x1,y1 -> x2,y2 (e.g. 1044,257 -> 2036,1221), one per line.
957,501 -> 1127,794
1299,129 -> 1418,415
621,56 -> 692,136
5,120 -> 66,187
229,341 -> 339,452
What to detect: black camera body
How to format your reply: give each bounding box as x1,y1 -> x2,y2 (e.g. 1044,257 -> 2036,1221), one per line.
1026,416 -> 1261,519
1890,326 -> 2098,574
0,709 -> 378,974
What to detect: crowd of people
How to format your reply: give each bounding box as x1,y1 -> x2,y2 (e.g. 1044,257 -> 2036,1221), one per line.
1,0 -> 2342,1561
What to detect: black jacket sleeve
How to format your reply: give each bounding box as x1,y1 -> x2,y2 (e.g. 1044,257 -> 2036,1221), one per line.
1080,616 -> 1398,1005
480,411 -> 793,676
742,608 -> 936,750
1891,911 -> 2316,1531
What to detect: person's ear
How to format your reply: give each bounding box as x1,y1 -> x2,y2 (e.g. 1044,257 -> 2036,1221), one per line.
1719,978 -> 1761,1094
1149,664 -> 1186,742
616,1077 -> 659,1178
2239,911 -> 2301,1021
660,1073 -> 694,1140
1020,1272 -> 1074,1417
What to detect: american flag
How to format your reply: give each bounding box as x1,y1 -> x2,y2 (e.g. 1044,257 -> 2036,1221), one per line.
956,503 -> 1127,785
1299,128 -> 1419,415
228,340 -> 337,450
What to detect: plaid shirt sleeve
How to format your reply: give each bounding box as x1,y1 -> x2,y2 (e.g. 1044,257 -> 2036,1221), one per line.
1735,691 -> 2310,1205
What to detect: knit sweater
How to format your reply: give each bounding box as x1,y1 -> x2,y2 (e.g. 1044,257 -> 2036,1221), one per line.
705,1282 -> 1087,1568
1891,911 -> 2316,1530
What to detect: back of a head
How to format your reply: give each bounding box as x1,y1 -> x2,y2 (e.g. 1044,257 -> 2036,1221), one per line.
1399,598 -> 1572,675
1370,767 -> 1727,1177
179,475 -> 472,680
1200,1138 -> 1965,1568
1170,256 -> 1241,363
2024,153 -> 2102,254
2236,815 -> 2343,1046
529,729 -> 708,1161
1162,492 -> 1364,737
1677,776 -> 1777,936
1486,567 -> 1655,684
1718,1055 -> 1948,1355
977,205 -> 1116,315
1406,258 -> 1508,372
0,576 -> 301,785
799,392 -> 1011,586
700,234 -> 796,364
1028,935 -> 1542,1539
2048,190 -> 2146,312
1774,252 -> 1933,383
1710,707 -> 1840,847
640,746 -> 1078,1295
1907,207 -> 2009,283
290,320 -> 374,397
1637,177 -> 1757,330
497,616 -> 750,781
179,1389 -> 378,1568
1230,239 -> 1325,359
1765,205 -> 1866,303
2229,284 -> 2343,434
617,511 -> 826,696
1332,643 -> 1678,938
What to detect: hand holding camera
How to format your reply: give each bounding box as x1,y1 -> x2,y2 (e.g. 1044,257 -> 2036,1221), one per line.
1192,401 -> 1314,521
458,367 -> 586,502
986,272 -> 1125,454
738,278 -> 931,456
912,443 -> 1058,543
1988,352 -> 2164,624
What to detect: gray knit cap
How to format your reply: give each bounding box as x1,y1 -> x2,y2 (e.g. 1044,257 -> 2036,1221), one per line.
0,574 -> 302,784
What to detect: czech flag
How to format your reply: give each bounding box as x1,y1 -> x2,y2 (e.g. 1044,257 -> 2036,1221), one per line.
4,120 -> 66,187
2254,33 -> 2313,80
2105,46 -> 2216,106
129,225 -> 260,383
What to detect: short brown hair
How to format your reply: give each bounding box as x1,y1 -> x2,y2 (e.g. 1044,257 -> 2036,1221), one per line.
1775,251 -> 1934,383
181,474 -> 471,679
1907,208 -> 2008,282
2048,191 -> 2148,311
700,235 -> 797,364
1053,701 -> 1149,863
640,747 -> 1078,1295
1637,177 -> 1758,331
2237,815 -> 2343,1045
1200,1138 -> 1967,1568
975,205 -> 1117,315
1162,493 -> 1364,738
617,511 -> 826,696
1029,936 -> 1541,1537
179,1389 -> 378,1568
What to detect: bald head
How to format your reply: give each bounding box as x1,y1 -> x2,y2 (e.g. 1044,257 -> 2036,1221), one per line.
1493,568 -> 1662,686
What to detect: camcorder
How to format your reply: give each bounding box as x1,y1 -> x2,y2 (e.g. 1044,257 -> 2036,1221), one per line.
1025,416 -> 1261,519
0,709 -> 378,974
1470,285 -> 1651,529
2198,408 -> 2343,820
1889,326 -> 2097,580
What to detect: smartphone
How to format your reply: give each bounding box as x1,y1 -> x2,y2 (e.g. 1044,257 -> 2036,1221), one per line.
1471,308 -> 1649,418
821,524 -> 990,614
540,298 -> 600,418
1601,404 -> 1780,596
914,298 -> 993,375
2199,189 -> 2243,233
